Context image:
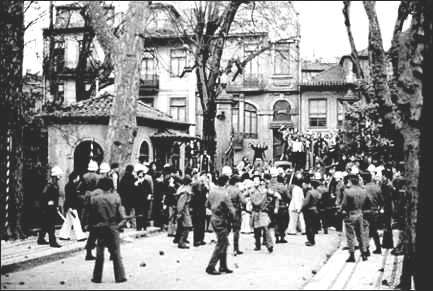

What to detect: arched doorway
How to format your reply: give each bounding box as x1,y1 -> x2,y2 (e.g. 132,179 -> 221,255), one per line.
74,140 -> 104,175
139,140 -> 150,163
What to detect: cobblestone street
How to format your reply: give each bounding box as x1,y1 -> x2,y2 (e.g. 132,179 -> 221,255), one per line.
1,230 -> 340,290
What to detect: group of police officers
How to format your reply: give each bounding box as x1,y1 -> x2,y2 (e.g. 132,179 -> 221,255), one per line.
37,155 -> 402,282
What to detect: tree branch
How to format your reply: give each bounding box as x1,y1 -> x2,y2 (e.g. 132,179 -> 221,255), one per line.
84,1 -> 117,55
342,1 -> 364,79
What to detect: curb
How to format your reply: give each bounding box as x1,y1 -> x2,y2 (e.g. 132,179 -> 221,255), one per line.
300,232 -> 344,290
1,228 -> 162,274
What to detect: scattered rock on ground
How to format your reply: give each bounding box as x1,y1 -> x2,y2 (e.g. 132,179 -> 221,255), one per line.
312,270 -> 317,275
60,281 -> 65,285
159,251 -> 165,256
140,262 -> 147,267
19,282 -> 25,285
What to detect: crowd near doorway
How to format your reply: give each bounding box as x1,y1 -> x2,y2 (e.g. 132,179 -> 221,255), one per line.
73,140 -> 104,175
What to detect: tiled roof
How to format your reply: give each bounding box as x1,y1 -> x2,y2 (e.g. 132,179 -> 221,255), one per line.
151,129 -> 199,142
38,93 -> 191,126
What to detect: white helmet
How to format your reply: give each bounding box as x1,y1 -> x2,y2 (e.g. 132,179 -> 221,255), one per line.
221,166 -> 232,177
99,162 -> 110,174
277,167 -> 285,176
51,166 -> 63,177
134,163 -> 146,173
87,160 -> 99,172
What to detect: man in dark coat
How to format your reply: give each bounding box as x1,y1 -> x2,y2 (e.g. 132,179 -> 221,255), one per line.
89,177 -> 126,284
191,172 -> 209,247
118,165 -> 136,228
134,169 -> 152,231
361,171 -> 383,255
176,175 -> 193,249
341,174 -> 369,262
227,174 -> 245,255
302,179 -> 322,246
205,175 -> 236,275
37,166 -> 63,248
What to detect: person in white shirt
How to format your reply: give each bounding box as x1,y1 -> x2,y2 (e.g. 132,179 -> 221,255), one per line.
287,174 -> 306,235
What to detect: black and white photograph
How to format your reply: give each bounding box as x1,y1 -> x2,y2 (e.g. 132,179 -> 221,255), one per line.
1,0 -> 431,290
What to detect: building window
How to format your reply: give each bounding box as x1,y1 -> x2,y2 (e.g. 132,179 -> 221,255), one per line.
139,140 -> 150,163
309,99 -> 327,128
232,102 -> 240,133
273,100 -> 291,121
170,48 -> 186,77
337,101 -> 344,127
244,103 -> 258,138
274,42 -> 290,75
57,82 -> 64,101
141,50 -> 156,80
170,97 -> 187,121
244,43 -> 260,75
53,40 -> 65,72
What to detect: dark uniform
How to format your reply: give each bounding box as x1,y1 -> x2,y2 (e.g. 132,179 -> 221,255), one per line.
268,179 -> 291,243
250,186 -> 273,252
302,187 -> 321,245
134,177 -> 152,231
363,181 -> 383,253
37,181 -> 61,247
88,189 -> 126,283
206,185 -> 236,273
381,180 -> 394,249
191,181 -> 208,246
227,184 -> 245,253
79,171 -> 101,259
318,183 -> 335,234
341,185 -> 369,258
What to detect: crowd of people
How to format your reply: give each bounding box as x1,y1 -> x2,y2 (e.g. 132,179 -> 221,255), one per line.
36,137 -> 407,282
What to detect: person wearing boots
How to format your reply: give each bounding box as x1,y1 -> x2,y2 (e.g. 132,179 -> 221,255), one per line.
302,179 -> 321,246
361,171 -> 383,255
37,166 -> 63,248
79,160 -> 101,260
250,174 -> 274,253
191,172 -> 209,247
341,174 -> 369,262
89,177 -> 126,284
205,175 -> 236,275
176,175 -> 193,249
227,174 -> 246,255
267,168 -> 291,243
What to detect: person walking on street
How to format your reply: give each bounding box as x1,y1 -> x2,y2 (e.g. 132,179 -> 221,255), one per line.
250,175 -> 274,253
59,172 -> 86,241
176,175 -> 193,249
89,177 -> 127,284
205,175 -> 236,275
37,166 -> 63,248
287,175 -> 306,235
361,171 -> 383,255
134,166 -> 152,231
341,174 -> 369,262
118,165 -> 137,229
80,160 -> 102,260
227,174 -> 246,255
165,175 -> 178,237
268,168 -> 291,243
191,172 -> 209,247
302,179 -> 321,246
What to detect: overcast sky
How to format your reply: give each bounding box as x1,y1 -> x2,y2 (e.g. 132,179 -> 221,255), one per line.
293,1 -> 401,62
23,1 -> 402,74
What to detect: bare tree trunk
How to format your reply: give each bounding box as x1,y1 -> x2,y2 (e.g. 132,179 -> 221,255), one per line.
86,1 -> 149,169
0,0 -> 26,239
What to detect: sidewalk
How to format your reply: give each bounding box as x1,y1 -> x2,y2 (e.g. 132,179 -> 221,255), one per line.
1,227 -> 162,274
303,230 -> 412,290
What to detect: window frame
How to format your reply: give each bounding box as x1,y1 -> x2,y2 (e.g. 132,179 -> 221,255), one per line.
308,99 -> 327,128
273,42 -> 291,75
337,100 -> 345,128
169,97 -> 187,122
170,48 -> 187,78
139,140 -> 150,163
244,103 -> 258,138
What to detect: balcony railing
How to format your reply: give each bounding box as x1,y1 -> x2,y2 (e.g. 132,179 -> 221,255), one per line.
242,73 -> 264,88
